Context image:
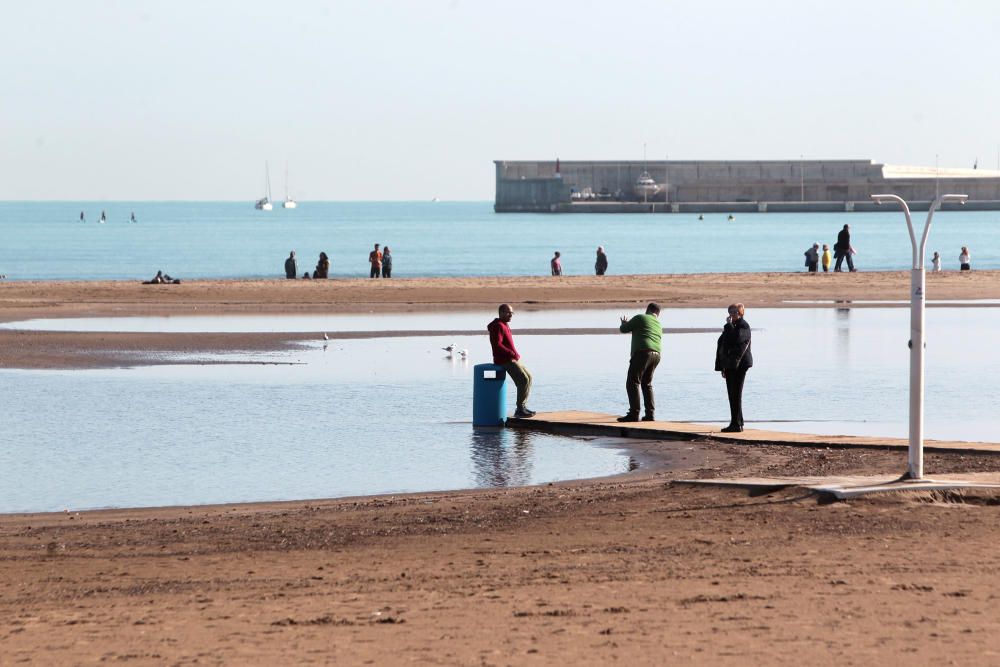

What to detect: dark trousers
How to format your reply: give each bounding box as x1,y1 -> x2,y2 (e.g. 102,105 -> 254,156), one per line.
807,261 -> 818,272
625,350 -> 661,417
834,252 -> 854,272
725,368 -> 747,428
370,266 -> 381,278
383,265 -> 392,278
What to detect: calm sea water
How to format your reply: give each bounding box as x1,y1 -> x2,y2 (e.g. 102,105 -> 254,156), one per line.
1,202 -> 999,280
2,307 -> 997,513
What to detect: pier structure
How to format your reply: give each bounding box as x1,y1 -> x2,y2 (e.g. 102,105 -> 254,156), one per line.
494,159 -> 1000,212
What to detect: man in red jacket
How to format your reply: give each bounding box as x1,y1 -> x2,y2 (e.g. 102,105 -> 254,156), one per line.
487,304 -> 535,418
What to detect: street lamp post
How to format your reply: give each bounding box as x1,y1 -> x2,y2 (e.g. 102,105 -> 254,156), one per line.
870,193 -> 968,480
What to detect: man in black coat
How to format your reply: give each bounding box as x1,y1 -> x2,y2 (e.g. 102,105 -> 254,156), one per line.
284,251 -> 297,279
834,224 -> 855,272
715,303 -> 753,433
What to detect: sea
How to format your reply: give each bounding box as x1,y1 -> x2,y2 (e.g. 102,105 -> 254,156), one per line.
1,201 -> 998,280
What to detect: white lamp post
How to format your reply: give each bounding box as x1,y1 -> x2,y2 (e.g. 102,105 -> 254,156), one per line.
870,193 -> 968,480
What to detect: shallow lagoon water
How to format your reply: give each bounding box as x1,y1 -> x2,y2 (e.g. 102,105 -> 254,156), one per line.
3,307 -> 998,513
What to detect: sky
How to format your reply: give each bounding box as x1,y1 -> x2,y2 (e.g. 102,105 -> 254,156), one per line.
2,0 -> 999,201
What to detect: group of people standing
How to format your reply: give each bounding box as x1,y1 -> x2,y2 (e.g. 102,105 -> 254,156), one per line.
283,244 -> 394,279
486,301 -> 752,433
804,224 -> 856,273
550,247 -> 610,276
805,225 -> 974,273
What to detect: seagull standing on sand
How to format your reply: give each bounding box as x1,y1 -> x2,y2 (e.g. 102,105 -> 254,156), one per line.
443,344 -> 458,353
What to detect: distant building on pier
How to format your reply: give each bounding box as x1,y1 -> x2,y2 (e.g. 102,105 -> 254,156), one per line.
494,159 -> 1000,213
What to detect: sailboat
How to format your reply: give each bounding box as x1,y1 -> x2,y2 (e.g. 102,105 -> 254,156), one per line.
282,162 -> 297,209
255,162 -> 274,211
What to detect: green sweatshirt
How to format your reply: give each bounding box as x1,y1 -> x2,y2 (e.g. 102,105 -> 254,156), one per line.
620,313 -> 662,354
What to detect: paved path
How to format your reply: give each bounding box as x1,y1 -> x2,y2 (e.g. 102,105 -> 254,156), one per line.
507,410 -> 1000,454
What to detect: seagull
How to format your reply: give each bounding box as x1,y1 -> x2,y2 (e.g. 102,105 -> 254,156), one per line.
459,349 -> 468,359
323,333 -> 329,340
442,344 -> 458,353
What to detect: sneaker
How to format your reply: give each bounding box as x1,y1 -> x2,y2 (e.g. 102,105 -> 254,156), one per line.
514,407 -> 536,418
617,414 -> 639,423
641,415 -> 655,422
720,424 -> 743,433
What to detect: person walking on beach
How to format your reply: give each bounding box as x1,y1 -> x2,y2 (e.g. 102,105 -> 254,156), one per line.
382,246 -> 393,278
821,244 -> 832,272
314,252 -> 330,279
617,303 -> 662,422
932,251 -> 942,272
284,251 -> 297,279
595,246 -> 608,275
834,224 -> 855,272
369,244 -> 383,278
804,243 -> 819,272
960,246 -> 971,271
715,303 -> 753,433
551,251 -> 563,276
487,304 -> 535,418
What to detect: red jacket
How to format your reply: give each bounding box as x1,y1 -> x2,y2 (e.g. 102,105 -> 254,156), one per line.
487,318 -> 520,364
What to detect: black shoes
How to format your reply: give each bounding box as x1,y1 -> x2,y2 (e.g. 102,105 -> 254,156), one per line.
641,415 -> 655,422
617,414 -> 639,423
720,424 -> 743,433
513,407 -> 536,418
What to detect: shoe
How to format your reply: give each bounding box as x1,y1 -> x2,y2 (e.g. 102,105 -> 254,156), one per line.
513,407 -> 536,418
617,414 -> 639,423
641,415 -> 655,422
720,425 -> 743,433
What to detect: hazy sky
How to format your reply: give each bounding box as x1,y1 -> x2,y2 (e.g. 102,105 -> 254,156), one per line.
3,0 -> 999,201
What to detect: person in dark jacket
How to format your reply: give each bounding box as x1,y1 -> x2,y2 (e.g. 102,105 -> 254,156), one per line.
715,303 -> 753,433
834,224 -> 855,272
804,243 -> 819,272
382,246 -> 393,278
284,251 -> 297,279
314,252 -> 330,279
595,246 -> 609,275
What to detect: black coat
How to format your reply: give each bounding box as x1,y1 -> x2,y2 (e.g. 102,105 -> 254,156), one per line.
835,228 -> 851,256
715,319 -> 753,372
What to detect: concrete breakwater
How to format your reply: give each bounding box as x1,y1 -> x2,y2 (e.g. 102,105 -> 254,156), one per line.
495,158 -> 1000,212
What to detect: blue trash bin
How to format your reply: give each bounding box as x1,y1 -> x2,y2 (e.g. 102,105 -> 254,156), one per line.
473,363 -> 508,426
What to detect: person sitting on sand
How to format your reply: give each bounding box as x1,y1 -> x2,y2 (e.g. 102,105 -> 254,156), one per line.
143,270 -> 179,285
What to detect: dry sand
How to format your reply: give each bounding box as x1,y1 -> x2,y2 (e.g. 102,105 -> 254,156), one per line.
4,274 -> 1000,664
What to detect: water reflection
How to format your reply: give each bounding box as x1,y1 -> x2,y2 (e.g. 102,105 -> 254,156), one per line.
470,427 -> 534,487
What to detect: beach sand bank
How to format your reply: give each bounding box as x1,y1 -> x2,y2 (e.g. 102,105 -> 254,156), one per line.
4,444 -> 1000,664
3,271 -> 1000,369
4,273 -> 1000,663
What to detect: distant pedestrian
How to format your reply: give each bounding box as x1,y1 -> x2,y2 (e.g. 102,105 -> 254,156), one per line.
715,303 -> 753,433
314,252 -> 330,279
821,244 -> 832,272
369,243 -> 382,278
804,243 -> 819,272
79,211 -> 85,222
932,251 -> 941,272
551,251 -> 562,276
834,224 -> 855,272
487,304 -> 535,418
960,246 -> 971,271
617,303 -> 663,422
382,246 -> 393,278
595,246 -> 608,275
284,251 -> 297,279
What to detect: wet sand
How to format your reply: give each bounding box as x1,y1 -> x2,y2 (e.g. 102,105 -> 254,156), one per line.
2,270 -> 1000,369
4,273 -> 1000,663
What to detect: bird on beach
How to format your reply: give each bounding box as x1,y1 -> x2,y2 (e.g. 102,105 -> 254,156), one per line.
323,333 -> 329,340
443,344 -> 458,353
459,349 -> 468,359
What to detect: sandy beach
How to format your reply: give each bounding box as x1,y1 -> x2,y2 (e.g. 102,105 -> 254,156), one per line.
4,273 -> 1000,664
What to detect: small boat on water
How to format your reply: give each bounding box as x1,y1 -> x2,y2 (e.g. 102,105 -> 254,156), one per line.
255,162 -> 274,211
282,162 -> 297,209
633,171 -> 660,201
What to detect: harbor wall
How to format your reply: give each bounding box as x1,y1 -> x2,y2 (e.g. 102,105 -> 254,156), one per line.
494,159 -> 1000,212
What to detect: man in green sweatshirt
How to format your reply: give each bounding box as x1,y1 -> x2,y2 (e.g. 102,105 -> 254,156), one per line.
617,302 -> 662,422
